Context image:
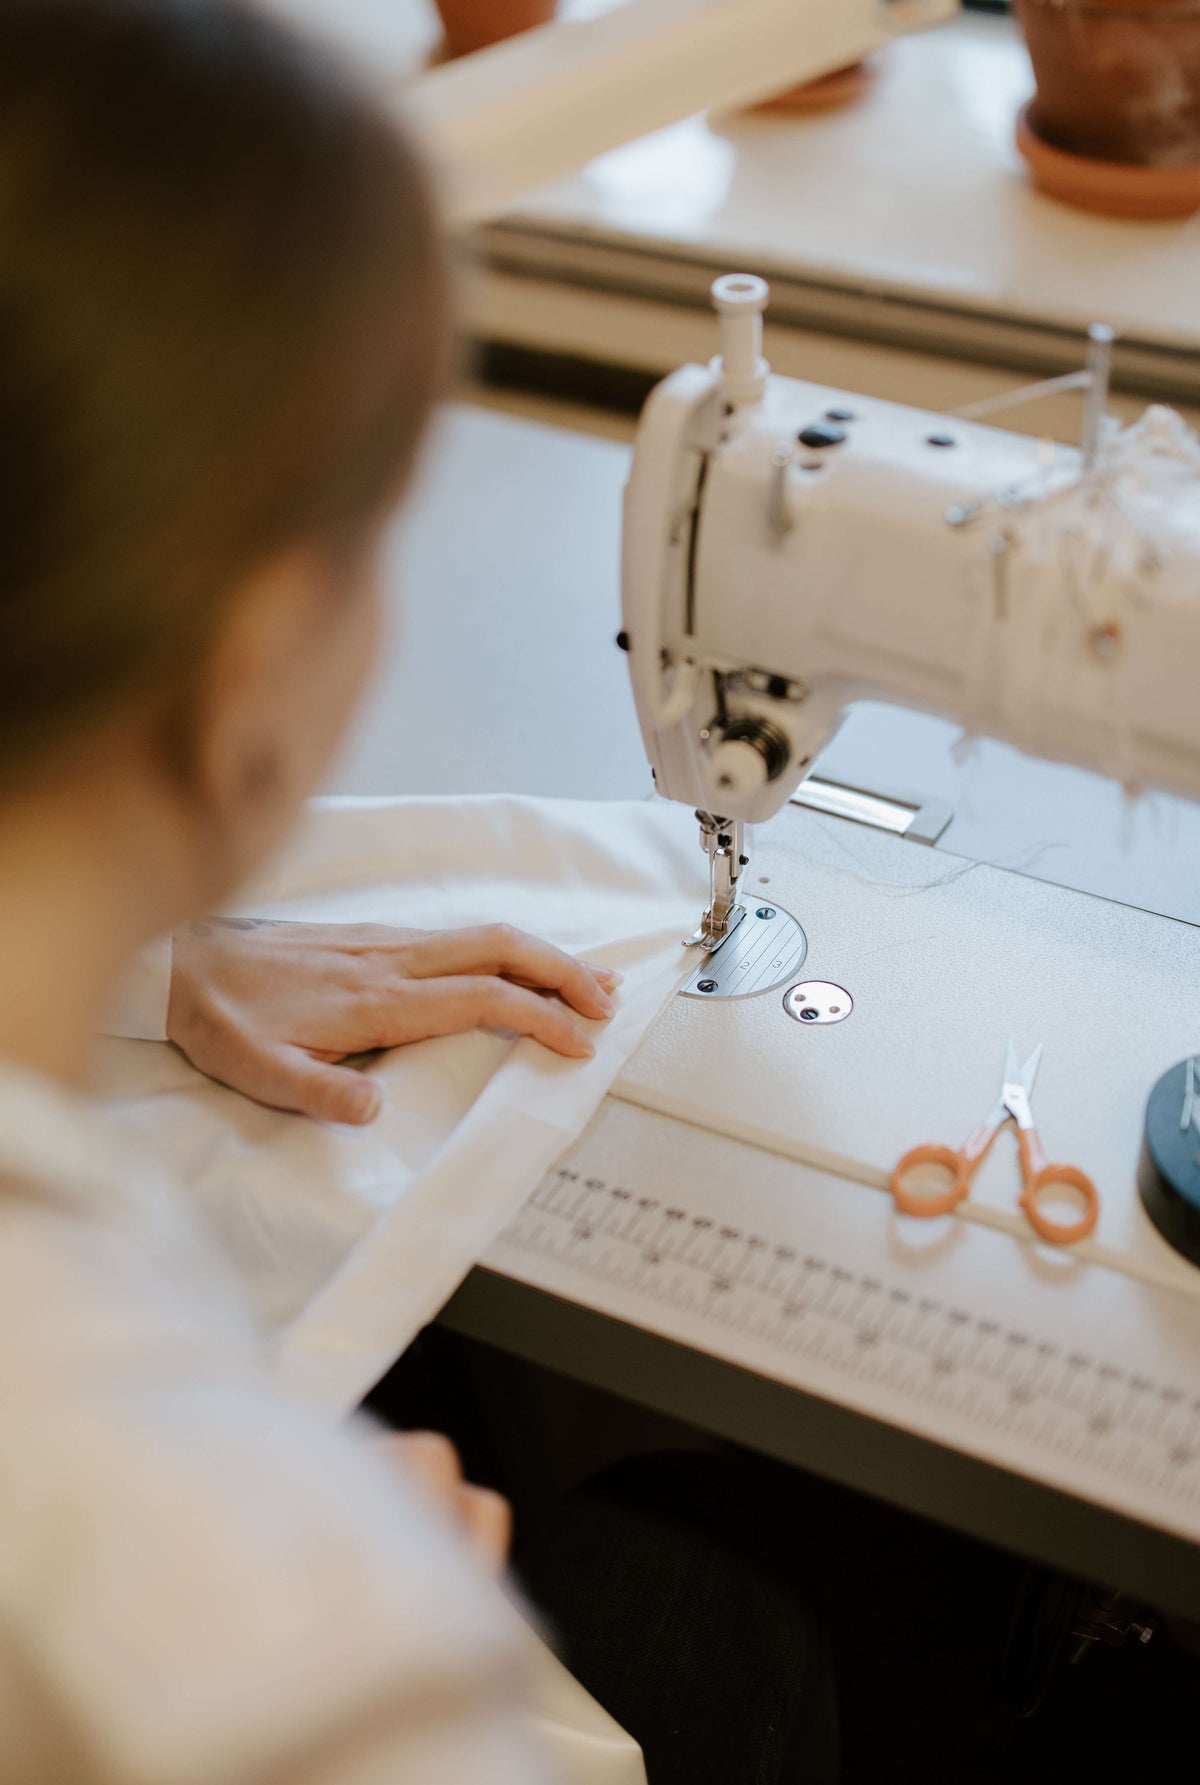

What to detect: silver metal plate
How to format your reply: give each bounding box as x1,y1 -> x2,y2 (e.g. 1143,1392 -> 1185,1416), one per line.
790,774 -> 951,846
783,980 -> 854,1025
681,903 -> 807,1000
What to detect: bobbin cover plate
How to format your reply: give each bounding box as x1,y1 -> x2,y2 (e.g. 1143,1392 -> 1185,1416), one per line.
1138,1059 -> 1200,1269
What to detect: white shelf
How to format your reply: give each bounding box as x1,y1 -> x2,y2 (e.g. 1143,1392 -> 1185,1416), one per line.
266,5 -> 1200,410
495,16 -> 1200,356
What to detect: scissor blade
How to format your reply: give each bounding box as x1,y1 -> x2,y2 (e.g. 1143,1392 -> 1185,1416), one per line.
1016,1043 -> 1044,1097
1000,1042 -> 1043,1128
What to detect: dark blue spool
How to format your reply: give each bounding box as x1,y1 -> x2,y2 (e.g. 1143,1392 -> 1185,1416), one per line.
1138,1059 -> 1200,1269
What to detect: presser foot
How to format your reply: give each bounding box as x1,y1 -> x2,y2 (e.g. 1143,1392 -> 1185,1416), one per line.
689,813 -> 749,952
684,902 -> 748,952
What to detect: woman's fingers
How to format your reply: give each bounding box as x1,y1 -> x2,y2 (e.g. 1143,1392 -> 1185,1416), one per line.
397,925 -> 616,1021
458,1484 -> 513,1574
166,920 -> 622,1116
226,1039 -> 383,1125
392,1431 -> 464,1507
381,975 -> 597,1058
445,977 -> 599,1058
582,962 -> 623,993
378,1434 -> 512,1572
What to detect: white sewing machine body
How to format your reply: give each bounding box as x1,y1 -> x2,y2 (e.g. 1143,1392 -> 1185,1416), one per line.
613,303 -> 1200,1293
622,286 -> 1200,939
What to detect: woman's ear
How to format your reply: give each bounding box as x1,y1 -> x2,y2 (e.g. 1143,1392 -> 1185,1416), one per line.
181,543 -> 382,895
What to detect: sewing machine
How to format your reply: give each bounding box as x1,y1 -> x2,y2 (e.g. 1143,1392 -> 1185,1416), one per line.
622,275 -> 1200,951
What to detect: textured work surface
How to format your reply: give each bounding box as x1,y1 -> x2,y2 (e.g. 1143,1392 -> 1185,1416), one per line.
617,803 -> 1200,1297
820,701 -> 1200,928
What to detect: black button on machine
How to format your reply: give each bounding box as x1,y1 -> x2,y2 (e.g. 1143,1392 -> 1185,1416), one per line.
825,407 -> 856,423
797,421 -> 847,450
1138,1059 -> 1200,1268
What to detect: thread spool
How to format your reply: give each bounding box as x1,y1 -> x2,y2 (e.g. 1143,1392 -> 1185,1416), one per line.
711,273 -> 769,407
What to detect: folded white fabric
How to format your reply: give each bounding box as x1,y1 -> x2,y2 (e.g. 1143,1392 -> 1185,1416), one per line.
94,795 -> 705,1416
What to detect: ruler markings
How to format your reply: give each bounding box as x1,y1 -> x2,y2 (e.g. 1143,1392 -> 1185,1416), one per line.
496,1165 -> 1200,1515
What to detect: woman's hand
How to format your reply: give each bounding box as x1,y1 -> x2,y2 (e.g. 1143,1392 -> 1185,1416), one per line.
373,1431 -> 512,1576
167,918 -> 621,1124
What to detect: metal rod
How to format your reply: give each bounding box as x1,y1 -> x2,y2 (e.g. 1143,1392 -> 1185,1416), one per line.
951,369 -> 1091,423
1082,323 -> 1116,470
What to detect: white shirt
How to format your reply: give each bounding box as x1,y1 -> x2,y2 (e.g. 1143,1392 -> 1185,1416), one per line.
0,1060 -> 552,1785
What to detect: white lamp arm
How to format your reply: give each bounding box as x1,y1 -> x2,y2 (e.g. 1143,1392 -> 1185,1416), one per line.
406,0 -> 957,228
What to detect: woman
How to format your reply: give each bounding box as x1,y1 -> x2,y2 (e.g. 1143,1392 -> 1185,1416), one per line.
0,1 -> 580,1776
0,6 -> 838,1780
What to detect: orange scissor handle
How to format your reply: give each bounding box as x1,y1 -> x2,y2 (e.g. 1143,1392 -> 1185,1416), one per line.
891,1119 -> 995,1219
1015,1127 -> 1099,1245
889,1143 -> 975,1219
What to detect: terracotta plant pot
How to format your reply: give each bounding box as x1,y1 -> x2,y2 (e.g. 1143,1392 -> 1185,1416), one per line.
1016,99 -> 1200,214
434,0 -> 557,60
1014,0 -> 1200,215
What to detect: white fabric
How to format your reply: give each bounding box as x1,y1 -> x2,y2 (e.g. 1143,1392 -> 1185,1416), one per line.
94,794 -> 705,1416
527,1644 -> 650,1785
958,405 -> 1200,791
0,1061 -> 556,1785
101,930 -> 172,1042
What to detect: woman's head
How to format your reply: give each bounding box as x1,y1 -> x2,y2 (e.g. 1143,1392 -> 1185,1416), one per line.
0,0 -> 448,901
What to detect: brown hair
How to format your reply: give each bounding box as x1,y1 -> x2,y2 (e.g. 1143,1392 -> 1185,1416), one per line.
0,0 -> 449,780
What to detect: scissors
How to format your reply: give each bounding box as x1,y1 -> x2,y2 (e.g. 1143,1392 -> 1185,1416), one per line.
890,1042 -> 1099,1246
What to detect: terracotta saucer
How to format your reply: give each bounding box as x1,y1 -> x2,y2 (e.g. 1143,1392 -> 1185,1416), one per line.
434,0 -> 556,60
1016,101 -> 1200,220
752,59 -> 876,116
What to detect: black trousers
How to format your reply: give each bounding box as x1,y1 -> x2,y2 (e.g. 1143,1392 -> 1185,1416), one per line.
515,1451 -> 840,1785
368,1330 -> 1196,1784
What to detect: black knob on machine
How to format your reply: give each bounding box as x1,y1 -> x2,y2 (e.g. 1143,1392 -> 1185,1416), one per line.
1138,1058 -> 1200,1268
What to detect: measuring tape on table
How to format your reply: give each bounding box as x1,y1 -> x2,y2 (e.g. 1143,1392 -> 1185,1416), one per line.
492,1148 -> 1200,1531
